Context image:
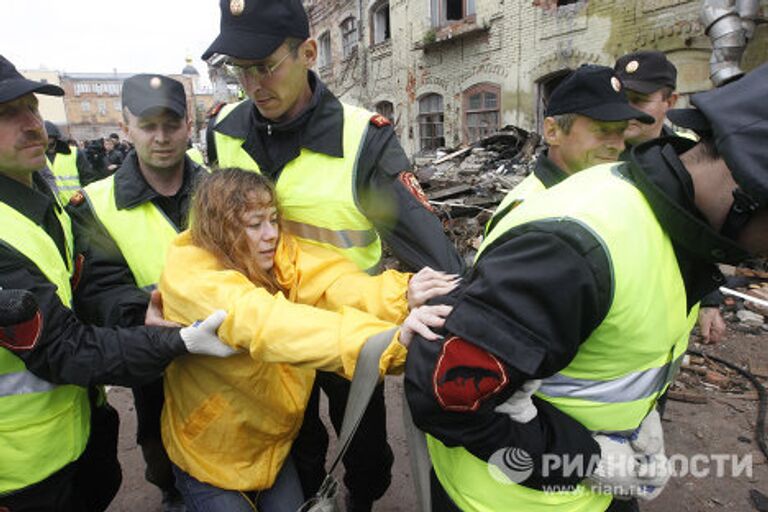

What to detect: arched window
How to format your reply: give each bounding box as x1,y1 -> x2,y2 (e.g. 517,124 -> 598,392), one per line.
375,101 -> 394,124
536,69 -> 573,131
418,94 -> 445,152
463,83 -> 500,144
341,17 -> 358,59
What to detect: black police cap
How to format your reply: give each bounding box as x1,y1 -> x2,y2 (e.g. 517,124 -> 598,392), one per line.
202,0 -> 309,61
668,63 -> 768,207
121,74 -> 187,118
615,51 -> 677,94
546,65 -> 654,124
0,55 -> 63,103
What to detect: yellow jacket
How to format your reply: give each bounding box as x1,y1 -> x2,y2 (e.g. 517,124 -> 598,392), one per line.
159,232 -> 410,490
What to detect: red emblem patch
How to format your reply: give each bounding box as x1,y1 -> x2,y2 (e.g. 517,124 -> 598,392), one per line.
370,114 -> 391,128
0,311 -> 42,351
433,336 -> 509,412
208,102 -> 227,119
398,172 -> 434,212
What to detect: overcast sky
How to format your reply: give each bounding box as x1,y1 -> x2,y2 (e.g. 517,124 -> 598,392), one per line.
1,0 -> 222,77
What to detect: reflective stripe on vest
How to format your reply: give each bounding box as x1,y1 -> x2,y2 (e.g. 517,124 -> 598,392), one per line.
0,201 -> 90,494
83,175 -> 179,289
428,163 -> 696,511
47,151 -> 81,204
213,101 -> 381,271
539,354 -> 684,404
0,370 -> 56,397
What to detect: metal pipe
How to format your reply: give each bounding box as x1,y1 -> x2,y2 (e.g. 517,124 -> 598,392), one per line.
701,0 -> 748,85
736,0 -> 760,39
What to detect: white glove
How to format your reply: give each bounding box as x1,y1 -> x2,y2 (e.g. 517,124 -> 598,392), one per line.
630,409 -> 665,456
494,379 -> 541,423
587,434 -> 670,501
179,310 -> 239,358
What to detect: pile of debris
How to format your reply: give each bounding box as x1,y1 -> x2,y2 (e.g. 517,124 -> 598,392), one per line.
670,264 -> 768,404
417,126 -> 542,262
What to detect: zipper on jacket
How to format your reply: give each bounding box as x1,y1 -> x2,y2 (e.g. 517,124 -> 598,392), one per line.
267,124 -> 272,136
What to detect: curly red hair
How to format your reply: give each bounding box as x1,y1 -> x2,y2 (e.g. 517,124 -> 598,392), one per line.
190,168 -> 284,294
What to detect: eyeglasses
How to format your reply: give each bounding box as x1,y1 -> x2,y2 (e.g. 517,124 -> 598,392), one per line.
225,52 -> 292,80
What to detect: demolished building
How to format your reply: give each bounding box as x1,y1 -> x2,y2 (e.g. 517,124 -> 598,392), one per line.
305,0 -> 767,160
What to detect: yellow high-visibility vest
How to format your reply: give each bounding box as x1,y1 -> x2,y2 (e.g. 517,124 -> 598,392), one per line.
213,101 -> 381,272
46,151 -> 81,204
82,175 -> 179,290
429,163 -> 696,511
0,201 -> 90,494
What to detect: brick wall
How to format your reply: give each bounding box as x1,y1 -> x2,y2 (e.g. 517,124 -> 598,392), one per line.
307,0 -> 768,158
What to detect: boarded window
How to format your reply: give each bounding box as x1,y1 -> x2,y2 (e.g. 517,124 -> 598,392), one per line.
418,94 -> 445,152
341,17 -> 358,59
318,31 -> 332,69
375,101 -> 394,123
464,84 -> 500,144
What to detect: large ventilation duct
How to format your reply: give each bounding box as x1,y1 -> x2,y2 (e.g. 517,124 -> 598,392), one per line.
736,0 -> 760,39
702,0 -> 745,85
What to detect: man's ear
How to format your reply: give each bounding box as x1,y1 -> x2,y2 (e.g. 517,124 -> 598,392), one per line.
120,109 -> 131,141
666,92 -> 679,110
543,116 -> 561,147
301,39 -> 318,68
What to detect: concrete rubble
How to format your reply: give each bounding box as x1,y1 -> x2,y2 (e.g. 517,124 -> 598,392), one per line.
418,126 -> 541,264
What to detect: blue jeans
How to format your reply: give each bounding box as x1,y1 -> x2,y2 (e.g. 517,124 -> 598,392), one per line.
172,456 -> 304,512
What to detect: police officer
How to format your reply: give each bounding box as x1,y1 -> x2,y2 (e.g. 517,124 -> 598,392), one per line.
490,65 -> 652,222
614,51 -> 681,146
44,121 -> 98,202
0,54 -> 233,512
405,63 -> 768,512
615,51 -> 726,347
68,73 -> 206,512
201,1 -> 464,510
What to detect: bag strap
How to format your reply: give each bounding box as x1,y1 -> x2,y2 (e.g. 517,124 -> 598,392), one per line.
326,327 -> 398,474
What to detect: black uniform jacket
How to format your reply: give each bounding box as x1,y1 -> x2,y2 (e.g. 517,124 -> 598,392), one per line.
0,171 -> 186,387
405,137 -> 739,490
67,152 -> 205,328
207,72 -> 464,274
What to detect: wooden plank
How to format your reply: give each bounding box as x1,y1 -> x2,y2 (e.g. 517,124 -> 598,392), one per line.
428,184 -> 474,200
667,390 -> 709,404
432,146 -> 473,165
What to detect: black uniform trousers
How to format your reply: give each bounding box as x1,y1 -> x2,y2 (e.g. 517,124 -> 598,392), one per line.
132,377 -> 176,492
291,372 -> 393,505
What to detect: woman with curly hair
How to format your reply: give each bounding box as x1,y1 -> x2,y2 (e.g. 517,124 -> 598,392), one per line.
157,168 -> 456,512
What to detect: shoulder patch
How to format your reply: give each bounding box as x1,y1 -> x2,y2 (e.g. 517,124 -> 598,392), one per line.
433,336 -> 509,412
370,114 -> 391,128
207,102 -> 227,119
398,172 -> 434,212
0,311 -> 42,352
68,191 -> 85,207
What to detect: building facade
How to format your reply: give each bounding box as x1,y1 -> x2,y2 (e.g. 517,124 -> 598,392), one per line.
22,60 -> 215,143
22,70 -> 68,126
60,72 -> 131,141
305,0 -> 768,158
